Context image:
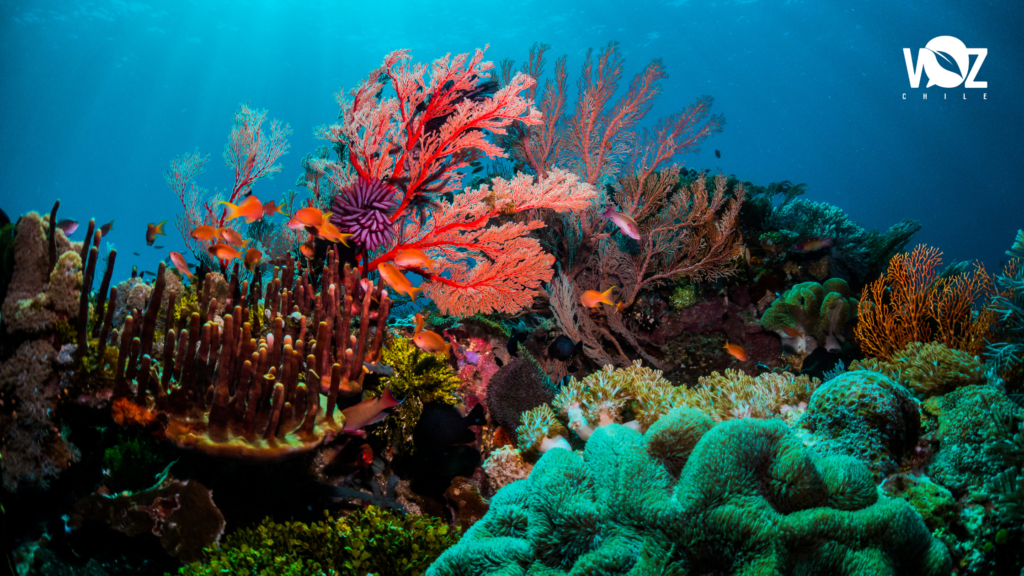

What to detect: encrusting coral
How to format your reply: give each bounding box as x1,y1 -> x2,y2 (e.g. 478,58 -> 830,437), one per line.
429,413 -> 951,575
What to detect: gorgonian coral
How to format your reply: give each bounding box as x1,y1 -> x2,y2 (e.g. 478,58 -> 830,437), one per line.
330,176 -> 398,252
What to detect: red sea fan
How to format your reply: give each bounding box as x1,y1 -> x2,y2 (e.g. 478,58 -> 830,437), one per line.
330,176 -> 398,252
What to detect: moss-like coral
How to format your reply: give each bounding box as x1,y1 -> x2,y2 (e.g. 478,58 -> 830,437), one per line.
429,414 -> 950,575
800,370 -> 920,479
760,278 -> 857,368
850,341 -> 985,399
372,336 -> 462,455
178,506 -> 459,576
102,435 -> 172,493
669,282 -> 698,310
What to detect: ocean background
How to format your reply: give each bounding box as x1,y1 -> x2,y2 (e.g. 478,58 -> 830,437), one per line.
1,0 -> 1021,274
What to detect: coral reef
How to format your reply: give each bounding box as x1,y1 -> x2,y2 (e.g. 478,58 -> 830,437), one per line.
485,354 -> 557,436
799,370 -> 920,478
177,507 -> 458,576
429,414 -> 950,575
685,368 -> 821,422
481,445 -> 533,492
1,211 -> 74,333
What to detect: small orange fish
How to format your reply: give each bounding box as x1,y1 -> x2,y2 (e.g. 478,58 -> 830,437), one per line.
243,247 -> 263,273
217,227 -> 247,248
263,200 -> 286,218
146,221 -> 167,246
208,243 -> 241,261
190,225 -> 218,241
413,313 -> 451,356
782,327 -> 802,338
600,206 -> 641,240
341,386 -> 403,433
394,248 -> 436,272
287,207 -> 324,229
580,286 -> 617,308
300,239 -> 315,259
316,217 -> 353,246
220,196 -> 264,223
377,262 -> 424,301
169,251 -> 194,280
615,301 -> 626,314
723,340 -> 748,361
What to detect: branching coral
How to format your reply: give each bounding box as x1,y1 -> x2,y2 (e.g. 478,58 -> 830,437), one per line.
856,245 -> 997,360
316,47 -> 596,317
429,415 -> 951,575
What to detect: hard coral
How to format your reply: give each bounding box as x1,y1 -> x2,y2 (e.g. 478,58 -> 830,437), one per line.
429,414 -> 950,575
1,211 -> 73,333
800,371 -> 920,479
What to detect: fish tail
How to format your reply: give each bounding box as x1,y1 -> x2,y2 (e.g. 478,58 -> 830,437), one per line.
601,285 -> 617,305
408,285 -> 423,302
601,205 -> 614,218
219,201 -> 241,220
381,386 -> 403,407
155,220 -> 168,235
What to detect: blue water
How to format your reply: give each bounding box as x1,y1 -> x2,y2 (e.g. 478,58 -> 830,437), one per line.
1,0 -> 1021,273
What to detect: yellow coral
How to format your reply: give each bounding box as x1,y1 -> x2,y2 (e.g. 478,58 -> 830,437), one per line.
849,341 -> 984,399
683,369 -> 822,422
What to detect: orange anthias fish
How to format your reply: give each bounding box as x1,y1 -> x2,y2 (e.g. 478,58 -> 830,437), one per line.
287,207 -> 324,230
377,262 -> 424,301
217,227 -> 247,248
341,386 -> 403,433
723,340 -> 748,361
580,286 -> 617,308
243,247 -> 263,273
782,327 -> 802,338
220,196 -> 265,223
600,206 -> 641,240
300,238 -> 316,259
190,225 -> 219,242
263,200 -> 287,218
413,313 -> 451,356
315,217 -> 353,246
394,248 -> 436,272
208,243 -> 241,261
169,251 -> 194,280
789,237 -> 834,253
146,221 -> 167,246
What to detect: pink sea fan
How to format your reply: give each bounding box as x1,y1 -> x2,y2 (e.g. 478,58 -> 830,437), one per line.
330,176 -> 397,251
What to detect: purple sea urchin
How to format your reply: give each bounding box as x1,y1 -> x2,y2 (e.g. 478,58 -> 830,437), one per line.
330,176 -> 397,252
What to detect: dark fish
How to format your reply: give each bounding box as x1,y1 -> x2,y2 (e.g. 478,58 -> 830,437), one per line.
507,331 -> 529,358
153,245 -> 164,249
99,220 -> 114,237
133,252 -> 141,256
547,335 -> 583,362
363,362 -> 395,376
56,219 -> 79,235
413,403 -> 486,456
146,221 -> 167,246
715,149 -> 721,158
142,270 -> 155,277
471,166 -> 483,173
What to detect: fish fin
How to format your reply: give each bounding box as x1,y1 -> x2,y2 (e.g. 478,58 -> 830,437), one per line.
465,403 -> 486,426
408,285 -> 423,302
155,220 -> 168,234
381,386 -> 403,407
601,205 -> 614,218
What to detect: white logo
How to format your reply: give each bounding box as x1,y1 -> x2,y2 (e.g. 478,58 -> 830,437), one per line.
903,36 -> 987,88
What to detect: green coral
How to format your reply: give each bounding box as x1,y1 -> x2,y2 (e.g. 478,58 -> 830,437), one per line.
761,279 -> 857,366
669,283 -> 698,310
103,435 -> 171,493
799,370 -> 920,479
429,413 -> 950,575
684,369 -> 822,421
850,341 -> 985,399
177,506 -> 459,576
371,336 -> 461,454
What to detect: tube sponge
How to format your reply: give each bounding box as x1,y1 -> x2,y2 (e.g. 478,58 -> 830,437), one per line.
428,412 -> 951,575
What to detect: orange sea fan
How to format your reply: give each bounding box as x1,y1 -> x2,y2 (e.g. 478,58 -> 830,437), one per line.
856,244 -> 996,360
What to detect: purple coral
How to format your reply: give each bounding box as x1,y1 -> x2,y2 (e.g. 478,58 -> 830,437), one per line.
330,176 -> 397,252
